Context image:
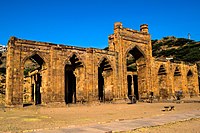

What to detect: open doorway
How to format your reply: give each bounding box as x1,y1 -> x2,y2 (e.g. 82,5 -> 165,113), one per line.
127,75 -> 132,97
98,58 -> 113,102
23,54 -> 45,105
133,75 -> 139,100
98,67 -> 104,101
126,46 -> 144,100
65,65 -> 76,104
64,54 -> 83,104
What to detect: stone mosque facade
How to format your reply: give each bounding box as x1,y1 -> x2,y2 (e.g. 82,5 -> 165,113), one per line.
5,22 -> 199,105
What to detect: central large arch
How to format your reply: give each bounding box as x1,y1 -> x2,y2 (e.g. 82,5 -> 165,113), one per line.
126,46 -> 146,100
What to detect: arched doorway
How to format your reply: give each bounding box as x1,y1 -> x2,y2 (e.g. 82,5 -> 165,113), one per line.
64,54 -> 83,104
98,58 -> 113,102
126,46 -> 145,100
23,54 -> 45,105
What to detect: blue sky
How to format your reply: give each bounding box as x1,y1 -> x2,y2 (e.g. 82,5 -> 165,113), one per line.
0,0 -> 200,48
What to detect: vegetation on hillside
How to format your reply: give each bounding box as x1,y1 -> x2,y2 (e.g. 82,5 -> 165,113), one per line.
152,36 -> 200,63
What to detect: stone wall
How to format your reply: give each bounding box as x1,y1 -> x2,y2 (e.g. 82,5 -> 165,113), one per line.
5,22 -> 199,106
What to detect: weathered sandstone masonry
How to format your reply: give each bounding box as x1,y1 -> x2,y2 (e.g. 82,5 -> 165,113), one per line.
6,22 -> 199,105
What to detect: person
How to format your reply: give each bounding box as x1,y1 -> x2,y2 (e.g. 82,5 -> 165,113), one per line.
149,91 -> 154,103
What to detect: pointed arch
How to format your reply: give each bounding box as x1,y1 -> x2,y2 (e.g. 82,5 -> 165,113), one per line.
22,53 -> 46,105
98,56 -> 113,102
158,65 -> 167,75
187,69 -> 195,97
125,45 -> 146,60
22,52 -> 46,66
187,70 -> 193,76
125,45 -> 146,100
65,52 -> 85,68
174,66 -> 181,76
64,52 -> 85,104
157,64 -> 168,99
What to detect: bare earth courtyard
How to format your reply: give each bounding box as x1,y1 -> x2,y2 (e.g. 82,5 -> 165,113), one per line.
0,98 -> 200,132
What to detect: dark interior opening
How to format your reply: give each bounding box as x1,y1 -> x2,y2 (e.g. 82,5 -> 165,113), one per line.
158,65 -> 167,75
98,58 -> 112,102
64,54 -> 83,104
133,75 -> 139,100
98,67 -> 104,102
127,75 -> 132,99
187,70 -> 193,76
31,84 -> 34,102
65,65 -> 76,104
35,73 -> 42,105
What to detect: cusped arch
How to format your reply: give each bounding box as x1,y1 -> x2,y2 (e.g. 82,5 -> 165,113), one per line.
125,45 -> 146,60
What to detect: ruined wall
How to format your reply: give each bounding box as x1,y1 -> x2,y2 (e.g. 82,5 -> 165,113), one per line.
5,22 -> 199,106
151,58 -> 199,99
5,37 -> 117,105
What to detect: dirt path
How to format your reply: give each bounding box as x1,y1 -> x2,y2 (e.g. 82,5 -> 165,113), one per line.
0,101 -> 200,132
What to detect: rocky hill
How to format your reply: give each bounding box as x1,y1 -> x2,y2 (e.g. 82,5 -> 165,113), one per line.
152,36 -> 200,62
152,36 -> 200,84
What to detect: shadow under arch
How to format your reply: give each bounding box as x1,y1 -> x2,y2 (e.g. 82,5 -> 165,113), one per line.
158,65 -> 167,75
174,66 -> 181,76
23,53 -> 46,106
66,52 -> 85,68
187,69 -> 193,76
98,57 -> 113,102
22,52 -> 46,67
125,45 -> 146,61
64,53 -> 84,104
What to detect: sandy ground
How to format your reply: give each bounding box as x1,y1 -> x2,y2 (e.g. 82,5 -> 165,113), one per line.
0,98 -> 200,132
